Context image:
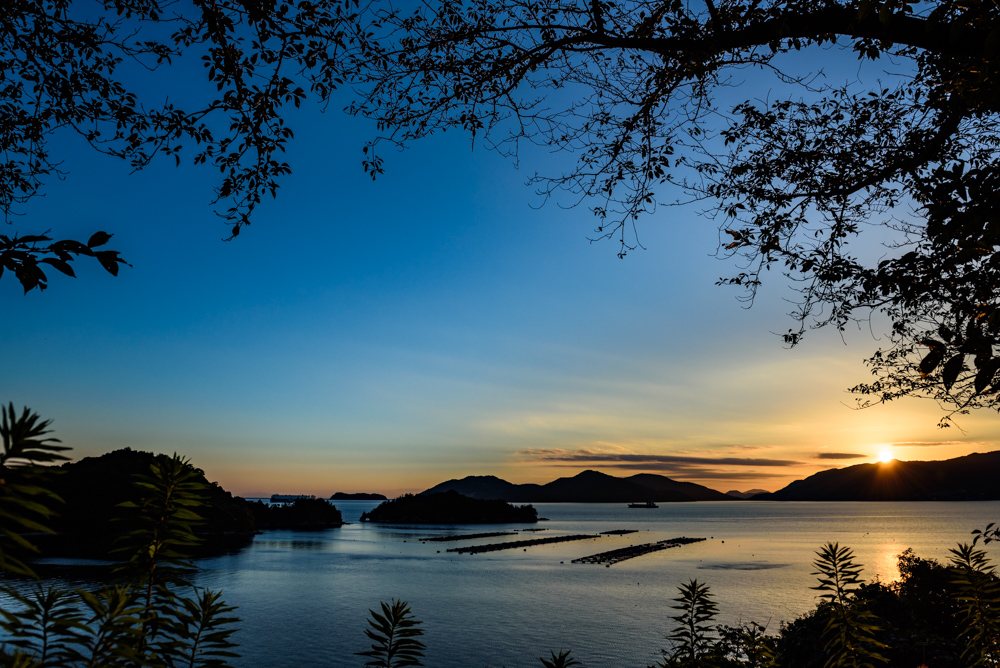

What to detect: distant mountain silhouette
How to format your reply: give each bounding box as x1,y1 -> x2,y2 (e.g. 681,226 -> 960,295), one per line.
752,451 -> 1000,501
725,489 -> 770,499
422,470 -> 731,502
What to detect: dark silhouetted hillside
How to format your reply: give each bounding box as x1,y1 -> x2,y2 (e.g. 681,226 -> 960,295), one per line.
726,489 -> 770,499
422,470 -> 729,502
753,451 -> 1000,501
624,473 -> 732,501
249,497 -> 343,529
39,448 -> 343,559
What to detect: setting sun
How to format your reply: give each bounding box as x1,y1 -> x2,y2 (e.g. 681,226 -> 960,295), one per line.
878,449 -> 894,463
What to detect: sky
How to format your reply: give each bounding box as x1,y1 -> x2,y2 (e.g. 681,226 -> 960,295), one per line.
4,29 -> 1000,498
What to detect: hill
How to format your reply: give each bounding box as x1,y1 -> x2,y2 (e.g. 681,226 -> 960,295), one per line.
360,490 -> 537,523
38,449 -> 342,559
753,451 -> 1000,501
422,470 -> 731,502
726,489 -> 770,499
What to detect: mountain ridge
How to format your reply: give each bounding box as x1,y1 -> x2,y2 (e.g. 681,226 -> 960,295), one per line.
752,450 -> 1000,501
421,469 -> 732,502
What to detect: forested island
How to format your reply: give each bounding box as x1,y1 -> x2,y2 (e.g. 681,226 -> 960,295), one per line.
36,449 -> 343,560
360,490 -> 538,523
330,492 -> 387,500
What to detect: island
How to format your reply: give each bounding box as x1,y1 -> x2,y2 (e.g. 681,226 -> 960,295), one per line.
37,448 -> 343,560
248,497 -> 344,529
360,490 -> 538,523
330,492 -> 388,500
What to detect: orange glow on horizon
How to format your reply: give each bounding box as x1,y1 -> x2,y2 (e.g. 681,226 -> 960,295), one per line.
878,449 -> 894,463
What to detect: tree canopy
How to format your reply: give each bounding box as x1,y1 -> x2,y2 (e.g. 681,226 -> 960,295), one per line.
5,0 -> 1000,421
1,0 -> 362,291
346,0 -> 1000,423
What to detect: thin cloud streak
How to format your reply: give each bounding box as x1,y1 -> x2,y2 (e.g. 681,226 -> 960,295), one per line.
516,448 -> 800,467
890,440 -> 973,447
816,452 -> 867,460
543,463 -> 787,480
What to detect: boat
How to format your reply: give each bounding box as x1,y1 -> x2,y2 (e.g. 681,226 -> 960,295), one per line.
627,501 -> 658,508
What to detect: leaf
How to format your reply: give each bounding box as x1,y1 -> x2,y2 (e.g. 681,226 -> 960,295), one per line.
973,358 -> 1000,394
40,257 -> 76,277
96,251 -> 122,276
942,354 -> 965,391
87,231 -> 113,248
919,347 -> 945,377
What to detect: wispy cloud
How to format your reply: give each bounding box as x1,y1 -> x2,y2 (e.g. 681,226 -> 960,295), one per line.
816,452 -> 867,460
546,463 -> 792,480
890,440 -> 971,448
515,448 -> 800,467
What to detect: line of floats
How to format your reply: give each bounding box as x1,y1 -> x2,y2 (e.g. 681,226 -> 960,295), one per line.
572,536 -> 706,566
416,526 -> 706,566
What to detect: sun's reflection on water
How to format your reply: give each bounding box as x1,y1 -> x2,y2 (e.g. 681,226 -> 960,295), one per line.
870,543 -> 906,583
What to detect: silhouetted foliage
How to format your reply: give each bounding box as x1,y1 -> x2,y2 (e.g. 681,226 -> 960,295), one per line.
356,599 -> 426,668
1,0 -> 363,292
973,522 -> 1000,546
0,408 -> 242,668
656,579 -> 719,667
774,547 -> 1000,668
810,543 -> 887,667
346,0 -> 1000,421
948,543 -> 1000,664
540,649 -> 583,668
37,449 -> 256,560
0,231 -> 129,294
0,404 -> 70,575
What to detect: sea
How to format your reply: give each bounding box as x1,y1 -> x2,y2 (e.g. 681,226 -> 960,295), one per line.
16,500 -> 1000,667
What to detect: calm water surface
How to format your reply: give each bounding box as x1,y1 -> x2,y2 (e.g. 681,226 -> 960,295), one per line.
171,500 -> 998,668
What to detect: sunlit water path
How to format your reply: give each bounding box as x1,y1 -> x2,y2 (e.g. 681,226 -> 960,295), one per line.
23,501 -> 1000,667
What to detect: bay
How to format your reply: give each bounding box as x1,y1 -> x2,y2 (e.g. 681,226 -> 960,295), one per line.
177,500 -> 999,668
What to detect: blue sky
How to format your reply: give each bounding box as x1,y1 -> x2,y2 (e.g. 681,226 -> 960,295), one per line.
4,46 -> 999,497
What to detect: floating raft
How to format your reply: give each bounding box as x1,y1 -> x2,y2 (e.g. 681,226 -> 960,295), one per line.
572,536 -> 706,566
422,531 -> 517,543
447,534 -> 600,554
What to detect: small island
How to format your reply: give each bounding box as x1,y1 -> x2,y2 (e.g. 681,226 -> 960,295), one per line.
249,497 -> 344,529
360,490 -> 537,524
330,492 -> 388,500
